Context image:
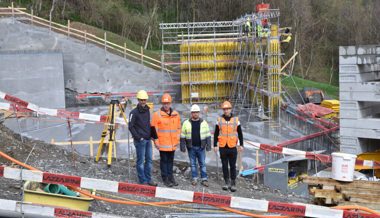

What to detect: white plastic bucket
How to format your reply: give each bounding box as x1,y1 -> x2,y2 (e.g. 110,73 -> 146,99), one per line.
331,152 -> 357,182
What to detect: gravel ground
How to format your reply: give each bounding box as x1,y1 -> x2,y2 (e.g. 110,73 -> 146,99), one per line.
0,123 -> 310,217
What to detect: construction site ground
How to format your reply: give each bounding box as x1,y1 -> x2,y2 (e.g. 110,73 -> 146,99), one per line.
0,123 -> 309,217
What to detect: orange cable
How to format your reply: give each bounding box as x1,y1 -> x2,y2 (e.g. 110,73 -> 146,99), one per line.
333,205 -> 380,216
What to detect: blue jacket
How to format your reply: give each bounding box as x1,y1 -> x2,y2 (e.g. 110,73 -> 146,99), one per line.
128,104 -> 152,140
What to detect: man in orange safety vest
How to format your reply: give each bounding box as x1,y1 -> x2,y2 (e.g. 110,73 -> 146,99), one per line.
151,93 -> 181,187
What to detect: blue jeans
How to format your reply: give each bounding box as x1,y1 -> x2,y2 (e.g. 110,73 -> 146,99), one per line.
134,139 -> 153,184
188,146 -> 207,181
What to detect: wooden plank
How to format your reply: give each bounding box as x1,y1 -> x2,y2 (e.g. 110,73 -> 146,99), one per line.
302,176 -> 380,190
341,188 -> 380,196
339,202 -> 380,211
309,189 -> 343,205
345,194 -> 380,204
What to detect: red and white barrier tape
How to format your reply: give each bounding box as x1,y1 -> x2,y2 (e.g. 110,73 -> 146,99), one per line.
245,141 -> 380,168
0,166 -> 378,218
0,198 -> 122,218
0,91 -> 126,125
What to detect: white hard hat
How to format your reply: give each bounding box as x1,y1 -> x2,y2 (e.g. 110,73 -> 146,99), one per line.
191,104 -> 200,112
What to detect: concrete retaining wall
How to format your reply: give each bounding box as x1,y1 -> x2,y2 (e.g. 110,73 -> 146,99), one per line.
0,50 -> 65,108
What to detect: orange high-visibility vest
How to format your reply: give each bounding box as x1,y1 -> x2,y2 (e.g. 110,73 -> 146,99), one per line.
151,110 -> 181,151
217,116 -> 239,148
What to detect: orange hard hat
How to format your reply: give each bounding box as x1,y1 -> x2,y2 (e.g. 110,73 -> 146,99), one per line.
161,93 -> 172,103
221,101 -> 232,109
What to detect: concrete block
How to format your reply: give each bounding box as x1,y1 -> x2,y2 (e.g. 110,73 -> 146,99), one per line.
357,55 -> 377,65
340,145 -> 361,155
357,45 -> 377,55
339,55 -> 357,65
340,127 -> 380,140
340,91 -> 380,101
339,65 -> 360,74
340,101 -> 360,110
339,64 -> 380,74
339,136 -> 360,154
340,118 -> 380,130
340,101 -> 380,119
340,82 -> 380,93
339,46 -> 356,56
339,71 -> 380,83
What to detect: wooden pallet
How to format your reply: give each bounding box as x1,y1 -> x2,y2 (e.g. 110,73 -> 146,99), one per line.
301,176 -> 380,211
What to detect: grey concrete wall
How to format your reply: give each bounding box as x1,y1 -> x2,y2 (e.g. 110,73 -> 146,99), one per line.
0,18 -> 166,95
339,45 -> 380,154
0,50 -> 65,108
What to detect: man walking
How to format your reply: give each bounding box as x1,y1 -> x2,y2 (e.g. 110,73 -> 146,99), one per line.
213,101 -> 244,192
128,90 -> 157,186
180,104 -> 212,187
151,93 -> 181,187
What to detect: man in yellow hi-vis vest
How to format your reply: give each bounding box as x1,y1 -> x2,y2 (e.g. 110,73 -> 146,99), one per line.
180,104 -> 212,187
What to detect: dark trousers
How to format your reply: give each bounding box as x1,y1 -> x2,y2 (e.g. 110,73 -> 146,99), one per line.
219,147 -> 237,181
159,151 -> 175,179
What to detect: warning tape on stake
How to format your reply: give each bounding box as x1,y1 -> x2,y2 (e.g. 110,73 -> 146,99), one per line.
0,91 -> 126,125
245,141 -> 380,169
0,166 -> 379,218
0,198 -> 122,218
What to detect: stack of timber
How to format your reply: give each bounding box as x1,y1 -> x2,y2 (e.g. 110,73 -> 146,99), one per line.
301,176 -> 380,211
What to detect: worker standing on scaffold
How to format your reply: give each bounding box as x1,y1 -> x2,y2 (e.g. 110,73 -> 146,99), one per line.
213,101 -> 244,192
151,93 -> 181,187
243,16 -> 252,36
128,90 -> 157,186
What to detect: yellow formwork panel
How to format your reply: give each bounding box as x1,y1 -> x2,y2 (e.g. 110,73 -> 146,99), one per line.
180,55 -> 237,70
180,42 -> 239,55
267,24 -> 281,116
180,83 -> 232,103
180,41 -> 238,103
181,70 -> 234,83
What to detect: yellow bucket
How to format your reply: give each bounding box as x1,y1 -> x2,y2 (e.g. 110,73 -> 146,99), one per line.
23,181 -> 93,211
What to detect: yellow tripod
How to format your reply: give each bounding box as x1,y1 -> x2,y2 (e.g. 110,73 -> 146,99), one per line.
95,99 -> 128,167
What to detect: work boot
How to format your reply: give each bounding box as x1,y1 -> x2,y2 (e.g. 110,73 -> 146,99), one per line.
169,175 -> 179,186
147,181 -> 158,186
191,179 -> 197,186
222,179 -> 230,191
230,180 -> 237,192
163,177 -> 173,187
201,180 -> 209,187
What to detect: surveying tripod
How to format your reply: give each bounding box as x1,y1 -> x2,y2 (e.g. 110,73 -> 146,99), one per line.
95,99 -> 128,167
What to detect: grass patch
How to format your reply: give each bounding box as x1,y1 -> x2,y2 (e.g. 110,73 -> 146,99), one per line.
282,76 -> 339,99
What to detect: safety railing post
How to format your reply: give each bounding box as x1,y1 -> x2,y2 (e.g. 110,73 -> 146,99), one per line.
67,19 -> 70,38
84,30 -> 87,44
104,32 -> 107,52
124,43 -> 126,58
31,8 -> 33,25
89,136 -> 94,158
49,13 -> 52,31
140,46 -> 144,65
11,2 -> 14,22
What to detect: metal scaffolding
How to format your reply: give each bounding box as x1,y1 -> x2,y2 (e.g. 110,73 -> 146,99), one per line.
159,8 -> 282,120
